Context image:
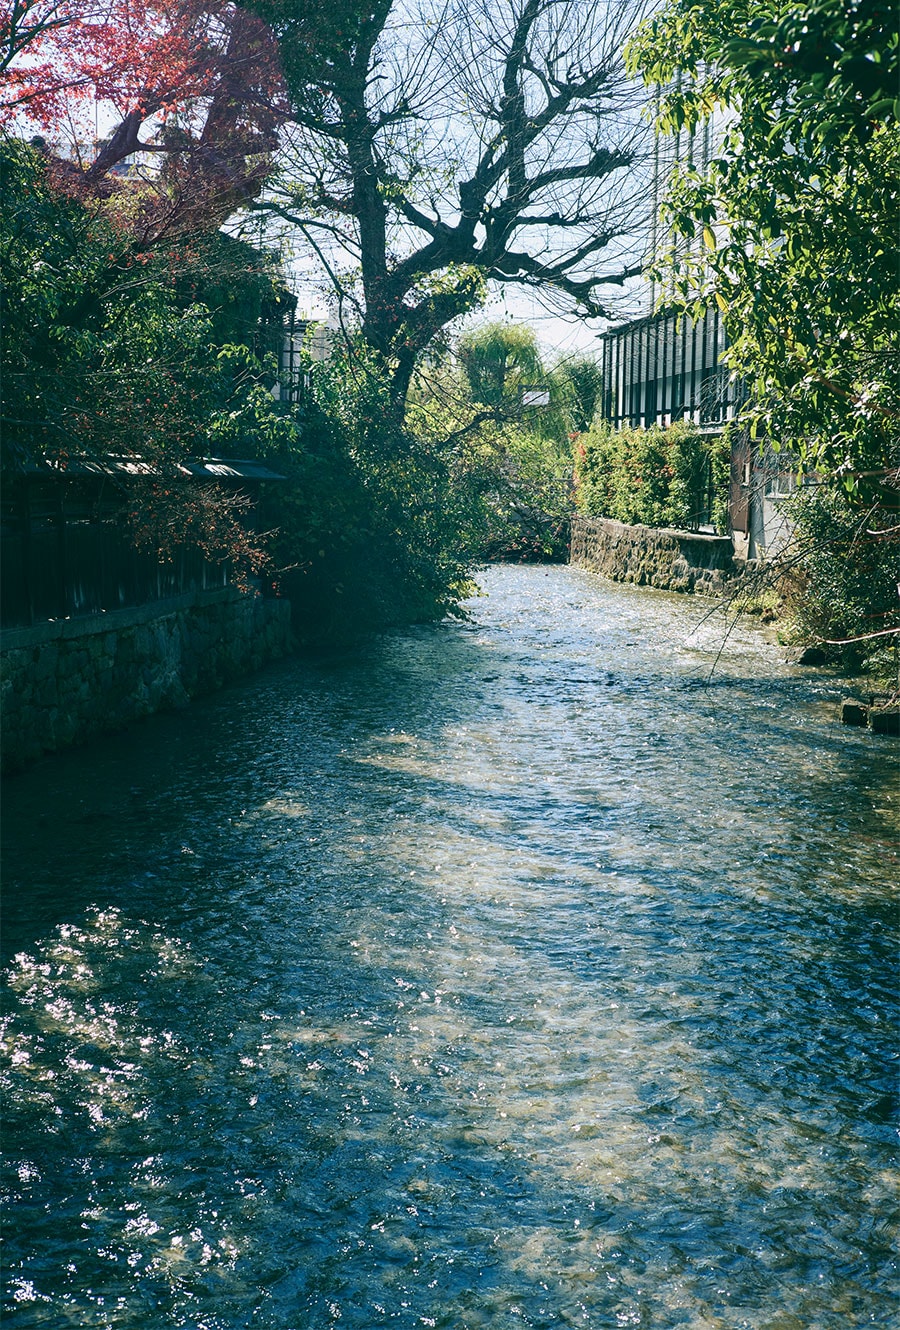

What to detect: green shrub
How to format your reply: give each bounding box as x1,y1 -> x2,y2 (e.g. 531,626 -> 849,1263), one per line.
574,420 -> 729,532
259,342 -> 487,642
779,489 -> 900,679
475,424 -> 574,562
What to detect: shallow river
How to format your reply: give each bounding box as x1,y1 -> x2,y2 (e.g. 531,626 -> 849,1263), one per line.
2,565 -> 898,1329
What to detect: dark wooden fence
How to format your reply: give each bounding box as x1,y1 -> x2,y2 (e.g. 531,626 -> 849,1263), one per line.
2,484 -> 229,630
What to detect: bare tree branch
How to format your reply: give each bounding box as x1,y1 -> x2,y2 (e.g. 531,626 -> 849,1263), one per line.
257,0 -> 654,403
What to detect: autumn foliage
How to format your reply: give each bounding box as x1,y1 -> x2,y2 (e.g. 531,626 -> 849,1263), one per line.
0,0 -> 294,579
1,0 -> 287,218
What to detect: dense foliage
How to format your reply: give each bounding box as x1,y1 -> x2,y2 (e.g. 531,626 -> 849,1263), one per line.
626,0 -> 899,665
574,420 -> 729,532
477,423 -> 575,562
625,0 -> 900,499
261,340 -> 488,640
418,323 -> 593,562
0,138 -> 500,638
0,137 -> 293,572
2,0 -> 631,637
780,489 -> 900,681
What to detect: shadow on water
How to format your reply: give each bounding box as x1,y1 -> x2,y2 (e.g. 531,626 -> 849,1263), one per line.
2,565 -> 898,1328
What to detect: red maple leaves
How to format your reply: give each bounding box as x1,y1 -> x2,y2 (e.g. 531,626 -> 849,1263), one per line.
1,0 -> 288,212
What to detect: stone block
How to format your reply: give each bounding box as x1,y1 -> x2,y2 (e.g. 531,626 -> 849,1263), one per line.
570,516 -> 734,597
37,675 -> 59,707
790,644 -> 829,666
869,706 -> 900,737
2,588 -> 297,774
32,644 -> 59,680
841,699 -> 869,727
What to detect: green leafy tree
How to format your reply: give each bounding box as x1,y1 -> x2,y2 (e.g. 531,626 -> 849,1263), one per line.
0,138 -> 293,572
259,338 -> 487,639
479,422 -> 575,560
559,356 -> 604,433
451,322 -> 581,559
458,323 -> 543,409
625,0 -> 900,497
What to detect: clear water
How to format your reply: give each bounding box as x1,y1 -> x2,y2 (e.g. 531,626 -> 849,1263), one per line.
2,564 -> 898,1329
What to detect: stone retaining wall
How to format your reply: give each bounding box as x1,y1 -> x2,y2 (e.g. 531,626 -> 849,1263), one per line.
570,516 -> 735,595
1,588 -> 293,775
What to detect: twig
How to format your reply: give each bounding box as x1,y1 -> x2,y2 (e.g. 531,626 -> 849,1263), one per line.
825,627 -> 900,645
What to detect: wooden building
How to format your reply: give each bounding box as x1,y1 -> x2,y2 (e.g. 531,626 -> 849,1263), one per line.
599,307 -> 742,433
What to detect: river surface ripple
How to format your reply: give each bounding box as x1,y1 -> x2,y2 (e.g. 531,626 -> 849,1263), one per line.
2,565 -> 898,1329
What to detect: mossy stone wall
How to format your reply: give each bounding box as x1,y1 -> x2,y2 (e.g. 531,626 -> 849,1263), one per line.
1,589 -> 292,775
570,516 -> 735,595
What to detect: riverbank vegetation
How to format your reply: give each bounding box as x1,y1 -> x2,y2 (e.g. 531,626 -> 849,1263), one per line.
777,489 -> 900,680
626,0 -> 900,676
0,137 -> 294,579
573,420 -> 729,533
2,0 -> 897,665
0,136 -> 487,637
0,126 -> 585,640
1,0 -> 652,640
444,322 -> 597,562
258,339 -> 489,641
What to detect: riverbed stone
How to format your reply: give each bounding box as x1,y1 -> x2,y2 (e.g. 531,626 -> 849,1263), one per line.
841,699 -> 869,727
788,644 -> 830,666
869,705 -> 900,737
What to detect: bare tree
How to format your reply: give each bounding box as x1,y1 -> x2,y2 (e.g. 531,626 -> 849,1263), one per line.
252,0 -> 654,405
